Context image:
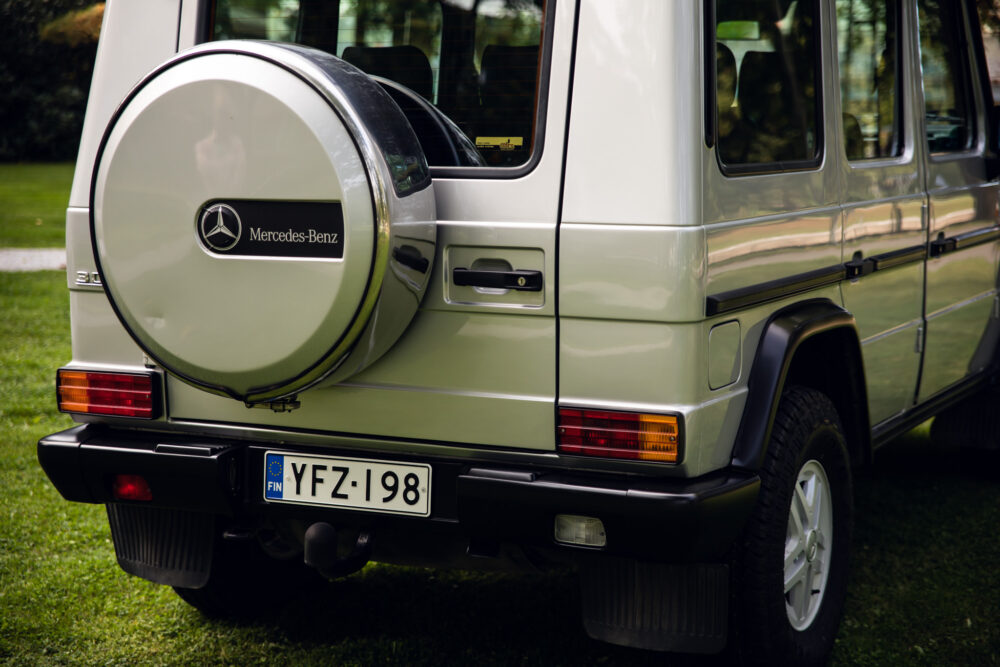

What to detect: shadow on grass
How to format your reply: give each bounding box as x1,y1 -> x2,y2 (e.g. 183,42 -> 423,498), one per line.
835,431 -> 1000,665
194,432 -> 1000,666
208,567 -> 697,665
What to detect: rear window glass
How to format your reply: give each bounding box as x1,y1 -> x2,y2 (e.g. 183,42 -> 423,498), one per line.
714,0 -> 822,170
210,0 -> 547,170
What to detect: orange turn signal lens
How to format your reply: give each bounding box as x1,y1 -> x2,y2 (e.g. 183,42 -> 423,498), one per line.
558,409 -> 681,463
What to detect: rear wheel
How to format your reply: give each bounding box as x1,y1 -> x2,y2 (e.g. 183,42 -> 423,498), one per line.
734,386 -> 853,665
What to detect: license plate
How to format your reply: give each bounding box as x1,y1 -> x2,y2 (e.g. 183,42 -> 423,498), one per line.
263,451 -> 431,517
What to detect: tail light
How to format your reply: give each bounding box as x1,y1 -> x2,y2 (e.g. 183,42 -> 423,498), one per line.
57,369 -> 160,419
558,408 -> 681,463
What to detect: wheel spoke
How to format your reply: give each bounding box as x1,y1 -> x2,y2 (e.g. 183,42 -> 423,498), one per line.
789,494 -> 807,541
785,534 -> 803,571
786,562 -> 812,622
784,558 -> 807,594
796,476 -> 814,527
809,475 -> 824,532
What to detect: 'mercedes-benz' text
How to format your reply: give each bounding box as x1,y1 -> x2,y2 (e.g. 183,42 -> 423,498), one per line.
249,228 -> 340,244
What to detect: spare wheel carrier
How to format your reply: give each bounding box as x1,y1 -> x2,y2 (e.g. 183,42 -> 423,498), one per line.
90,42 -> 436,405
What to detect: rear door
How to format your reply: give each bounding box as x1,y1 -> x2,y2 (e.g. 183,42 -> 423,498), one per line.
915,0 -> 1000,401
166,0 -> 572,451
836,0 -> 926,426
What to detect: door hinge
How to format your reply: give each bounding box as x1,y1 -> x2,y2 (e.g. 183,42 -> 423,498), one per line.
915,325 -> 925,354
247,396 -> 301,412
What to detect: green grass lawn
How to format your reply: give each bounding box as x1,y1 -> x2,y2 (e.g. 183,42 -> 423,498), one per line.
0,163 -> 74,248
0,271 -> 998,665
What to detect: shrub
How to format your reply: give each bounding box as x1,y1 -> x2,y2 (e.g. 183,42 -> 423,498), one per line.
0,1 -> 102,161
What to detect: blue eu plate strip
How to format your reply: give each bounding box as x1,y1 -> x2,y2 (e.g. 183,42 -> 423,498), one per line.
265,453 -> 284,499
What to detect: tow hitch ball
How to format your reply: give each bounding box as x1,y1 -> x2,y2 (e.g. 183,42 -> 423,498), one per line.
303,522 -> 373,579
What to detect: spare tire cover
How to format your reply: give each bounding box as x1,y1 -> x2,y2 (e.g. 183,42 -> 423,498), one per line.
91,42 -> 436,404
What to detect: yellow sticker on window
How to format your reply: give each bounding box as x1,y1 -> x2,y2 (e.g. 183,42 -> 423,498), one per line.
475,137 -> 524,151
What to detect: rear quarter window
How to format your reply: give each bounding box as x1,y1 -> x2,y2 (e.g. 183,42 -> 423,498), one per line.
713,0 -> 822,173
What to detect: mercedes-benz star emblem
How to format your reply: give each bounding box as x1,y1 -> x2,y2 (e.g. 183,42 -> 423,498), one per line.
199,203 -> 242,252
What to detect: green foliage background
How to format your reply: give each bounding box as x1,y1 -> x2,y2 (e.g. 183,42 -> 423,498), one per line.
0,0 -> 99,161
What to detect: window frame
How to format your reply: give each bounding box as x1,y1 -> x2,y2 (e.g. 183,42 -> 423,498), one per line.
707,0 -> 826,177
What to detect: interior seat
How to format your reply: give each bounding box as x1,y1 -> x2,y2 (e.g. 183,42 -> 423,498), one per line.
737,50 -> 810,164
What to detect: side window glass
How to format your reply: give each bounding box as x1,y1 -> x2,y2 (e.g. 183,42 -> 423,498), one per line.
917,0 -> 975,153
714,0 -> 821,169
978,4 -> 1000,105
837,0 -> 902,161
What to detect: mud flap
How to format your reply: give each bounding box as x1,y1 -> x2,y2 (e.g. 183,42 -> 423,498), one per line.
106,504 -> 215,589
579,558 -> 729,654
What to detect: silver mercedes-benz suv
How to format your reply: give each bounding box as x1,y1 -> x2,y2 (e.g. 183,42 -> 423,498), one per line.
38,0 -> 1000,663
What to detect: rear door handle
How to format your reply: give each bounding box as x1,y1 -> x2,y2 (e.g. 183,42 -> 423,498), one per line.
453,267 -> 543,291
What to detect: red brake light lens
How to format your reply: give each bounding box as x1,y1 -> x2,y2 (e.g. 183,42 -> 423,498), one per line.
112,474 -> 153,501
57,370 -> 158,419
558,408 -> 680,463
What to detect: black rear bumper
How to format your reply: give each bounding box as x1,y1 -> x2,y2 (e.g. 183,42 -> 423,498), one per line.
38,424 -> 759,562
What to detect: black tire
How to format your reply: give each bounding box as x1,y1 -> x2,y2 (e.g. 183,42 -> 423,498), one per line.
173,536 -> 324,620
734,385 -> 853,666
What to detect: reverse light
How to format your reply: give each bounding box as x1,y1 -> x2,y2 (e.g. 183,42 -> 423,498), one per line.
558,408 -> 680,463
112,474 -> 153,501
57,369 -> 159,419
554,514 -> 607,547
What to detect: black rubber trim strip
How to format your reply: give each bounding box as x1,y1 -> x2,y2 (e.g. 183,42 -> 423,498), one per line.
704,0 -> 716,149
872,370 -> 989,448
869,244 -> 927,271
707,243 -> 929,316
953,225 -> 1000,251
706,264 -> 844,316
930,226 -> 1000,258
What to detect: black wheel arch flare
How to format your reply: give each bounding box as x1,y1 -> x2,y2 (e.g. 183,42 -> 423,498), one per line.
730,299 -> 871,471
